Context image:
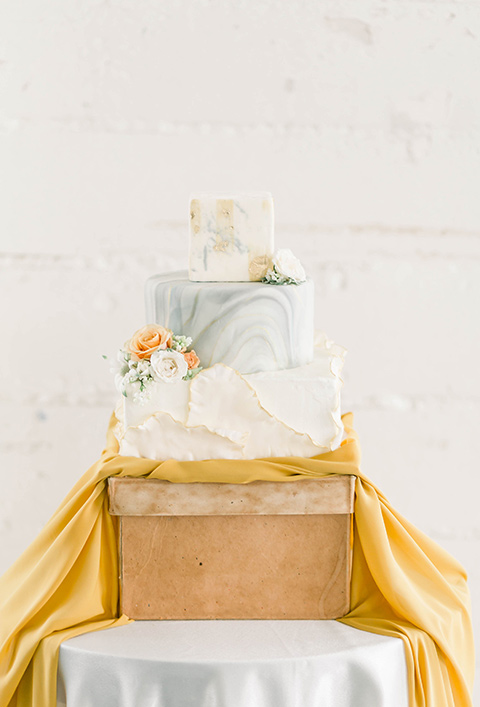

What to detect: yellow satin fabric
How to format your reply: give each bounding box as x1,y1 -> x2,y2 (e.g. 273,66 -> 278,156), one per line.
0,413 -> 474,707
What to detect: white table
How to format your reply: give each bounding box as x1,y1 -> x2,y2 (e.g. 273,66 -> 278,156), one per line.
57,621 -> 409,707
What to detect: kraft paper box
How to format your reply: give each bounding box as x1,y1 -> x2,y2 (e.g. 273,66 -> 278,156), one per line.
108,476 -> 355,620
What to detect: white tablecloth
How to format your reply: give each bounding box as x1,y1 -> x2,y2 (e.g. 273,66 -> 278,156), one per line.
57,621 -> 408,707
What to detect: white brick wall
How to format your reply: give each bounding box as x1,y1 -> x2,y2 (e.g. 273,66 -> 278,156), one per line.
1,0 -> 479,700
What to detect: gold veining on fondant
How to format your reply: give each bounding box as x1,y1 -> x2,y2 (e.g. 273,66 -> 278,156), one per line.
215,198 -> 235,253
190,199 -> 201,235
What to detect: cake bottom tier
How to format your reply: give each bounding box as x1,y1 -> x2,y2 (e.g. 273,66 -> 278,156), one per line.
115,335 -> 345,461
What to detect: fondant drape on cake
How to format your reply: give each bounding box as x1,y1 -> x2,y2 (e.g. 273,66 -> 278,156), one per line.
0,413 -> 474,707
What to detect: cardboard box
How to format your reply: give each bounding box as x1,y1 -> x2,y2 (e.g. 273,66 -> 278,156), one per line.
108,476 -> 355,620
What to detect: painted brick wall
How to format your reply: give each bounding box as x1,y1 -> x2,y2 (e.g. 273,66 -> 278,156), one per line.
1,0 -> 479,699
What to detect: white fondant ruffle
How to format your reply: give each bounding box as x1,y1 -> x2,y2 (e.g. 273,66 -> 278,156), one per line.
118,412 -> 246,461
115,335 -> 345,462
188,364 -> 328,459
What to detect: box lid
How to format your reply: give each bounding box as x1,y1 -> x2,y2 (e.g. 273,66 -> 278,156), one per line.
108,476 -> 355,517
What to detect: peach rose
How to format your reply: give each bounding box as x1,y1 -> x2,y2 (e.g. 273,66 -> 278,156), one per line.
183,350 -> 200,370
127,324 -> 172,360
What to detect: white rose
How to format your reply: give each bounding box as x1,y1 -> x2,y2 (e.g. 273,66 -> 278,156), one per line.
150,349 -> 188,383
273,248 -> 306,283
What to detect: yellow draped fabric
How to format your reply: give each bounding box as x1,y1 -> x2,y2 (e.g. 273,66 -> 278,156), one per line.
0,413 -> 474,707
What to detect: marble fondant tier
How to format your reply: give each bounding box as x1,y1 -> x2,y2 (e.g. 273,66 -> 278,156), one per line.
115,336 -> 345,462
145,271 -> 314,375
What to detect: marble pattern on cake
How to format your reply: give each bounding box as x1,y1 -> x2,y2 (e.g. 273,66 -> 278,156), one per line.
145,272 -> 314,375
115,337 -> 345,461
189,193 -> 274,282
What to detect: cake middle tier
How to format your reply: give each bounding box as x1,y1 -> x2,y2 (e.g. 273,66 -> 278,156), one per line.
145,271 -> 314,375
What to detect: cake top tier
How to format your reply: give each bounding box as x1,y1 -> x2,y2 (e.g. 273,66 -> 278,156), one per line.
189,192 -> 274,283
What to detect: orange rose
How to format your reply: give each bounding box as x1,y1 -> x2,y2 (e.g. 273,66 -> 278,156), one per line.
127,324 -> 172,361
183,350 -> 200,370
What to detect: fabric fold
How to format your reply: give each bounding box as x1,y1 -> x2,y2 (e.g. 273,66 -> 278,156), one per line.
0,413 -> 474,707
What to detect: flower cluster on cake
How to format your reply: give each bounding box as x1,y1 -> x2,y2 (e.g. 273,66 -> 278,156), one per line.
110,324 -> 202,404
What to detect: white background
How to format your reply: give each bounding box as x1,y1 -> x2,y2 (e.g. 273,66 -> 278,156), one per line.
1,0 -> 479,701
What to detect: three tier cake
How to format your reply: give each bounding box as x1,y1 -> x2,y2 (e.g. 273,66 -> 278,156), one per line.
112,192 -> 345,462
